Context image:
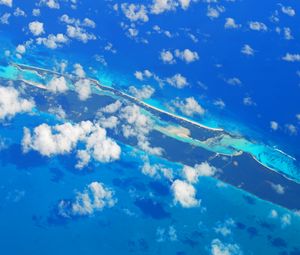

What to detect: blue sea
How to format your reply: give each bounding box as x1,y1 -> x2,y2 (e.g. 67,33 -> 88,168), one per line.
1,0 -> 300,254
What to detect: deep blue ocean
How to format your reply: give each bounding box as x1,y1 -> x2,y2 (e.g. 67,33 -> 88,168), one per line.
1,0 -> 300,254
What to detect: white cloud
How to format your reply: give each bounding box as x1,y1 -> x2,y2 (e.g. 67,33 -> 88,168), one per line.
141,156 -> 173,180
121,3 -> 149,22
249,21 -> 267,31
281,214 -> 291,228
183,162 -> 217,183
214,218 -> 235,237
0,0 -> 12,7
47,76 -> 68,93
32,8 -> 40,16
40,0 -> 60,9
171,179 -> 199,208
60,14 -> 96,28
224,18 -> 240,29
0,86 -> 34,120
151,0 -> 177,14
29,21 -> 44,36
285,124 -> 297,135
174,49 -> 199,63
74,79 -> 91,101
269,182 -> 285,194
269,209 -> 278,219
36,33 -> 68,49
178,0 -> 190,10
283,53 -> 300,62
129,85 -> 155,99
73,63 -> 85,78
48,105 -> 67,119
16,44 -> 26,54
160,50 -> 175,64
243,96 -> 256,106
281,6 -> 295,17
207,6 -> 225,19
120,105 -> 163,155
14,7 -> 26,17
211,239 -> 242,255
66,25 -> 96,43
101,100 -> 122,114
241,44 -> 254,56
173,97 -> 205,116
283,27 -> 293,40
22,121 -> 121,168
166,74 -> 188,88
213,99 -> 226,109
58,182 -> 116,217
0,13 -> 11,24
226,77 -> 241,86
270,121 -> 279,131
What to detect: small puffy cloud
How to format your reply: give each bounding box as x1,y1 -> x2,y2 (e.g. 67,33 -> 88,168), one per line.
60,14 -> 96,28
269,209 -> 278,218
178,0 -> 190,10
249,21 -> 267,31
281,6 -> 295,17
174,49 -> 199,63
213,99 -> 226,109
48,105 -> 66,119
58,182 -> 116,217
296,114 -> 300,121
0,86 -> 34,120
241,44 -> 254,56
207,6 -> 224,19
243,96 -> 256,106
0,0 -> 12,7
151,0 -> 177,14
129,85 -> 155,99
0,13 -> 11,24
36,33 -> 68,49
211,239 -> 242,255
173,97 -> 205,116
141,156 -> 173,180
224,18 -> 241,29
16,44 -> 26,54
66,25 -> 96,43
281,214 -> 291,228
214,218 -> 235,237
270,121 -> 279,131
171,179 -> 199,208
73,63 -> 85,78
282,53 -> 300,62
40,0 -> 60,9
32,8 -> 40,16
101,100 -> 122,114
22,121 -> 121,168
160,50 -> 175,64
13,7 -> 26,17
28,21 -> 44,36
166,74 -> 188,88
226,77 -> 241,86
134,70 -> 152,81
47,76 -> 68,93
121,3 -> 148,22
119,105 -> 163,155
285,124 -> 297,135
74,79 -> 91,101
283,27 -> 293,40
183,162 -> 217,183
269,182 -> 285,195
